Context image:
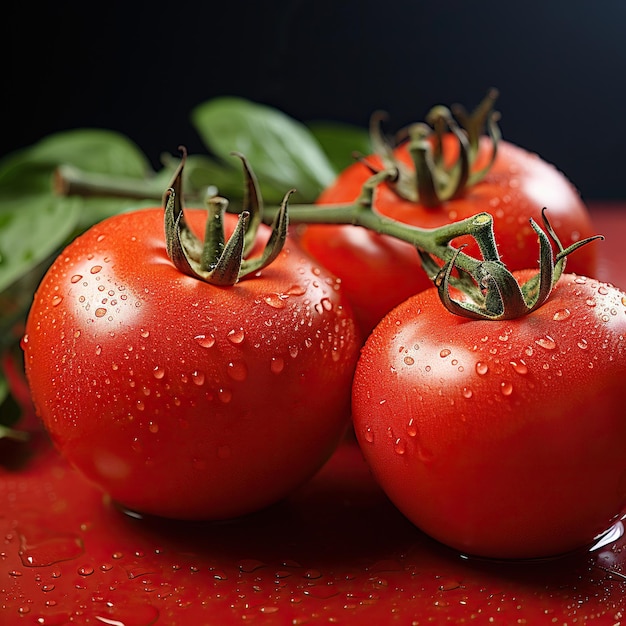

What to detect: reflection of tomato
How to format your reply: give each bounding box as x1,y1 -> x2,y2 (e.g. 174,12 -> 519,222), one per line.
299,136 -> 598,337
352,271 -> 626,559
23,208 -> 360,521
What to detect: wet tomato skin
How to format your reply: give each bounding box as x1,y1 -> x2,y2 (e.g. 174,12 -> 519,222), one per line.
299,137 -> 598,337
23,208 -> 360,520
351,271 -> 626,559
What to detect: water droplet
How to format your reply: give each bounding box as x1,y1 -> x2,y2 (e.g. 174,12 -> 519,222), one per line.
439,349 -> 451,358
500,381 -> 513,396
148,422 -> 159,434
364,426 -> 374,443
586,298 -> 597,308
95,307 -> 107,318
406,418 -> 417,437
95,345 -> 102,356
194,333 -> 216,348
70,274 -> 82,283
535,335 -> 556,350
140,329 -> 150,338
553,308 -> 571,321
90,265 -> 102,274
270,356 -> 285,374
462,387 -> 473,399
152,365 -> 165,379
264,293 -> 288,309
577,339 -> 589,350
321,297 -> 333,311
510,360 -> 528,375
475,362 -> 489,375
192,370 -> 206,386
51,295 -> 63,307
218,388 -> 232,403
227,361 -> 247,381
77,565 -> 94,576
18,530 -> 84,567
598,285 -> 609,295
227,328 -> 245,344
403,355 -> 415,366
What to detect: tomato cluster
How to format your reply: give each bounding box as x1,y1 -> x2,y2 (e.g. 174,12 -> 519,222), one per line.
22,99 -> 626,560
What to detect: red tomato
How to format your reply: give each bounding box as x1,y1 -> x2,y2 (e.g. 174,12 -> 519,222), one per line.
23,208 -> 360,520
351,271 -> 626,559
299,136 -> 598,337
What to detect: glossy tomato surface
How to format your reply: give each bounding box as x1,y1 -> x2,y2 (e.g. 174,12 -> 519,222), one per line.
22,208 -> 360,521
352,271 -> 626,559
299,137 -> 598,336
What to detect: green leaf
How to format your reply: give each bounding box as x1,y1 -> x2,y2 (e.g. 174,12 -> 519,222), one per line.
307,121 -> 373,173
191,97 -> 336,203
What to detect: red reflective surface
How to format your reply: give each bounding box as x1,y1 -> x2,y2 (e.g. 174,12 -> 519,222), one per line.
2,205 -> 626,625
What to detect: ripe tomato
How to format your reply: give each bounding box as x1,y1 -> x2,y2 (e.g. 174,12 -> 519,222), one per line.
299,135 -> 598,337
351,271 -> 626,559
23,208 -> 360,520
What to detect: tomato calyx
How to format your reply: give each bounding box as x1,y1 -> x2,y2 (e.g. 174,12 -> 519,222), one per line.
434,209 -> 603,320
164,149 -> 292,286
363,89 -> 501,208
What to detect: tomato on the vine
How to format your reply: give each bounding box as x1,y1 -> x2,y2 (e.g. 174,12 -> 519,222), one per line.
23,203 -> 360,521
299,97 -> 598,337
351,270 -> 626,559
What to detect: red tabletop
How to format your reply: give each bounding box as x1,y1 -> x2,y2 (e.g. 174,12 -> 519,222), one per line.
2,203 -> 625,625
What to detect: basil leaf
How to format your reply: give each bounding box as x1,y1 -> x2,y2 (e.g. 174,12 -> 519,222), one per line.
307,121 -> 372,173
191,97 -> 336,203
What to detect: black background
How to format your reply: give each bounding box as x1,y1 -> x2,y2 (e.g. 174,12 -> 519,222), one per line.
3,0 -> 626,200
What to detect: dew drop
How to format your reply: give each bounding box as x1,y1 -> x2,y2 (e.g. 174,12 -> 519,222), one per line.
403,355 -> 415,366
152,365 -> 165,379
439,348 -> 451,358
321,297 -> 333,311
510,360 -> 528,375
218,388 -> 232,403
394,439 -> 406,455
95,345 -> 102,356
227,328 -> 245,344
194,333 -> 216,348
264,293 -> 288,309
553,308 -> 571,321
77,565 -> 94,576
140,329 -> 150,338
90,265 -> 103,274
586,298 -> 597,308
95,307 -> 107,318
270,356 -> 285,374
70,274 -> 83,283
475,362 -> 489,375
462,387 -> 473,399
148,422 -> 159,434
598,285 -> 609,295
577,339 -> 589,350
406,418 -> 417,437
227,361 -> 248,381
500,381 -> 513,396
51,295 -> 63,307
191,370 -> 206,386
535,335 -> 556,350
364,427 -> 374,443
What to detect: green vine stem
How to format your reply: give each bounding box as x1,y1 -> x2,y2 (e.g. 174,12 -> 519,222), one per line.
53,149 -> 602,320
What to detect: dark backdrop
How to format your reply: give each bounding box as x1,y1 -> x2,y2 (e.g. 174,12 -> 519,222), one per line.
3,0 -> 626,200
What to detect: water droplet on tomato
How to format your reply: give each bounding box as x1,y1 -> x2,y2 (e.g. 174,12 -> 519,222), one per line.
218,388 -> 232,403
553,308 -> 571,321
270,356 -> 285,374
77,565 -> 94,576
192,370 -> 206,386
475,362 -> 489,375
577,339 -> 589,350
510,360 -> 528,375
364,427 -> 374,443
321,297 -> 333,311
461,387 -> 473,399
51,295 -> 63,307
227,361 -> 247,381
289,345 -> 299,358
152,365 -> 165,379
535,335 -> 556,350
18,530 -> 84,567
403,355 -> 415,366
586,298 -> 597,307
227,328 -> 245,344
439,349 -> 451,358
195,333 -> 216,348
90,265 -> 102,274
500,381 -> 513,396
264,293 -> 287,309
70,274 -> 82,283
95,307 -> 107,318
406,418 -> 417,437
148,422 -> 159,434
